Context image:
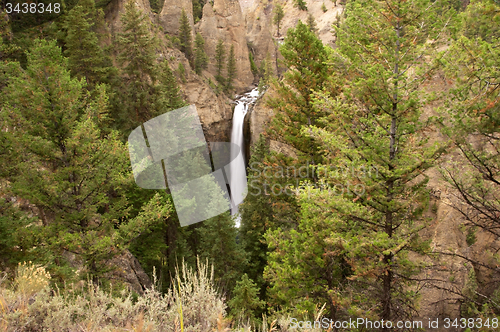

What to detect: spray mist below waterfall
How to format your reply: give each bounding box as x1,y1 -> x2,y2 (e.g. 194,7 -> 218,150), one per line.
229,88 -> 260,227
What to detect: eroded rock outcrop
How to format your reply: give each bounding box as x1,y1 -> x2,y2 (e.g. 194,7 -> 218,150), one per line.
243,0 -> 342,76
244,1 -> 279,76
197,0 -> 254,93
105,0 -> 155,32
159,0 -> 195,37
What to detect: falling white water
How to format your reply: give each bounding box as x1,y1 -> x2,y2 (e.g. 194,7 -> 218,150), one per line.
229,88 -> 260,226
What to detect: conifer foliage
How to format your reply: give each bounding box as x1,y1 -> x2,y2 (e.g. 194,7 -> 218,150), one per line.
114,0 -> 158,130
295,0 -> 307,11
303,0 -> 451,321
178,9 -> 193,63
266,21 -> 331,167
215,39 -> 225,86
273,4 -> 284,37
194,32 -> 208,75
63,0 -> 111,87
225,45 -> 237,93
1,39 -> 161,280
440,1 -> 500,309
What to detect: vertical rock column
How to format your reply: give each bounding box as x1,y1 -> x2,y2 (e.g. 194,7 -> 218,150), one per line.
197,0 -> 254,93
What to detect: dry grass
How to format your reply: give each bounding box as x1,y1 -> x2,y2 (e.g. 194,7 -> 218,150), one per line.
0,261 -> 330,332
0,260 -> 226,332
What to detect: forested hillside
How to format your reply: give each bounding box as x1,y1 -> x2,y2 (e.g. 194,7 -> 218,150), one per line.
0,0 -> 498,330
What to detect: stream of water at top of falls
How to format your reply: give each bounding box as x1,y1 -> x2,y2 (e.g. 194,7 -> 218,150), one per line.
229,88 -> 260,227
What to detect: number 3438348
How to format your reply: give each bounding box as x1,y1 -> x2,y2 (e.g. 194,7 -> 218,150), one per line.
5,3 -> 61,13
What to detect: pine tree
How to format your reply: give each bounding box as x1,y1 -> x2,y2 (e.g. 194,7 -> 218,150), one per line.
228,274 -> 265,324
193,32 -> 208,75
257,52 -> 273,94
63,0 -> 111,86
239,135 -> 275,300
1,39 -> 160,280
215,39 -> 225,86
302,0 -> 452,321
273,4 -> 285,37
156,60 -> 186,112
266,21 -> 332,170
440,0 -> 500,275
114,0 -> 158,132
461,0 -> 500,42
178,62 -> 187,83
265,190 -> 353,320
306,14 -> 317,34
225,44 -> 237,93
178,9 -> 193,63
116,1 -> 156,81
295,0 -> 308,11
196,213 -> 246,295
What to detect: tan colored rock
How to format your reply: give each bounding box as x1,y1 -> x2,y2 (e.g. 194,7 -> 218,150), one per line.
159,48 -> 234,142
249,94 -> 273,146
105,0 -> 155,33
244,2 -> 279,76
243,0 -> 344,152
242,0 -> 343,74
158,0 -> 195,37
197,0 -> 254,93
183,77 -> 234,143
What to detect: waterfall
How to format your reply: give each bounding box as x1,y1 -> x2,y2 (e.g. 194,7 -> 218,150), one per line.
229,88 -> 260,226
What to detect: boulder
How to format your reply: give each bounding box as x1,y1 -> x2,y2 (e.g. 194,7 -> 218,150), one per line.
108,249 -> 153,294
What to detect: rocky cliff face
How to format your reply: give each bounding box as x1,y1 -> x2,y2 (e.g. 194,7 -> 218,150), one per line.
158,0 -> 195,37
196,0 -> 254,93
244,0 -> 343,146
244,1 -> 279,76
242,0 -> 342,75
102,0 -> 498,321
105,0 -> 155,32
200,3 -> 253,93
159,47 -> 234,142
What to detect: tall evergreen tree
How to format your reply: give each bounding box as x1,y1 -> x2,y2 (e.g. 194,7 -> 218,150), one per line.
1,39 -> 168,281
228,274 -> 265,325
225,44 -> 237,93
63,0 -> 111,87
196,212 -> 246,295
306,14 -> 317,34
156,60 -> 186,112
257,52 -> 274,94
273,4 -> 285,37
178,9 -> 193,63
193,32 -> 208,75
114,0 -> 158,132
215,39 -> 225,86
266,21 -> 333,170
300,0 -> 451,322
239,135 -> 275,300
